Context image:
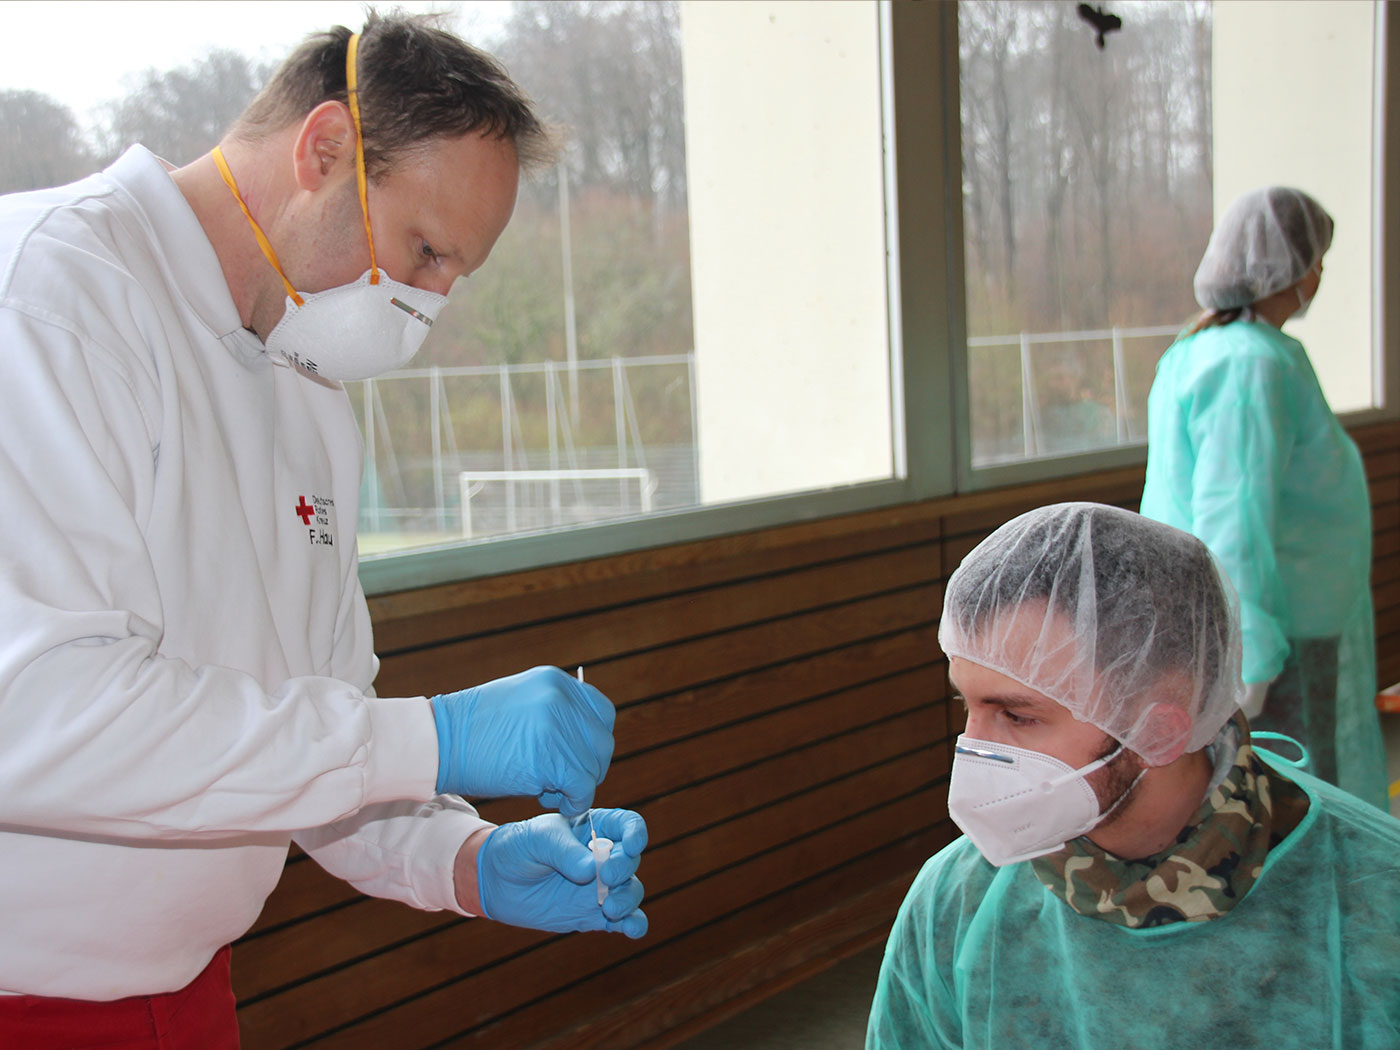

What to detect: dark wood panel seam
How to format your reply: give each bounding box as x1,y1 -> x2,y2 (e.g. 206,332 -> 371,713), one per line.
638,771 -> 951,902
374,536 -> 944,659
583,594 -> 941,712
608,648 -> 944,761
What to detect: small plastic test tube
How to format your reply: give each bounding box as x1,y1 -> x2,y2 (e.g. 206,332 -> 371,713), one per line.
590,835 -> 613,906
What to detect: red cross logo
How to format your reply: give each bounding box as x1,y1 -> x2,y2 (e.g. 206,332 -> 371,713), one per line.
295,496 -> 315,525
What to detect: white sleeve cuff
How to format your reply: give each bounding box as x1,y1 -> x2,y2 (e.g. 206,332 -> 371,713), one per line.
412,802 -> 496,915
361,696 -> 439,804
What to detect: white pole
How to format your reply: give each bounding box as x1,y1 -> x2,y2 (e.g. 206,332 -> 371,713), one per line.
1019,332 -> 1037,456
1111,326 -> 1129,443
430,367 -> 444,532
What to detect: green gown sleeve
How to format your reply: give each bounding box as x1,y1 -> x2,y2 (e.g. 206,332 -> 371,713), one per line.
867,855 -> 966,1049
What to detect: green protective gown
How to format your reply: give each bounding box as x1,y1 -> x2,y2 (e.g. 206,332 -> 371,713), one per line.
865,758 -> 1400,1050
1139,320 -> 1388,809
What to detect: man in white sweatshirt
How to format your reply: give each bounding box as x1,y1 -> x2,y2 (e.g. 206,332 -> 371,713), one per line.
0,12 -> 646,1046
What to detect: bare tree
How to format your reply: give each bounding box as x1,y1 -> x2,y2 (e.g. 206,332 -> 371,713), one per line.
494,1 -> 686,213
961,0 -> 1212,333
95,49 -> 273,167
961,1 -> 1024,298
0,91 -> 93,194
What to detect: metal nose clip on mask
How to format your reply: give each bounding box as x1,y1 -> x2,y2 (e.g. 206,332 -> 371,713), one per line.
947,735 -> 1139,867
211,32 -> 447,380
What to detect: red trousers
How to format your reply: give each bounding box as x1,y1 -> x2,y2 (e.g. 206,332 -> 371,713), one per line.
0,945 -> 239,1049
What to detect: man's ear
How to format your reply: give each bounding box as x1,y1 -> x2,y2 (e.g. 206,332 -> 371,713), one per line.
290,101 -> 357,191
1136,701 -> 1194,766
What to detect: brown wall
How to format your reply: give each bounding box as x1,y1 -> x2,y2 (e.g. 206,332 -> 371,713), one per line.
233,420 -> 1400,1049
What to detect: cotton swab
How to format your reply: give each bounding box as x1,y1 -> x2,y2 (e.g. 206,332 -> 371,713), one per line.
577,666 -> 611,905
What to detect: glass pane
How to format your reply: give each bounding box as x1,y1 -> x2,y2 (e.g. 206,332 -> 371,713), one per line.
959,0 -> 1214,465
959,0 -> 1380,467
357,0 -> 893,552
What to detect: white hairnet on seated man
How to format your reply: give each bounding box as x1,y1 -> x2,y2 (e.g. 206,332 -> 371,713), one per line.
938,502 -> 1242,767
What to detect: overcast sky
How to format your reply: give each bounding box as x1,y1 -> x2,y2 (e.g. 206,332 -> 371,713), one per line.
0,1 -> 511,126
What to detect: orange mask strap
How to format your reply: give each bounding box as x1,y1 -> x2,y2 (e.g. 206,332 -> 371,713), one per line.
346,32 -> 379,285
211,145 -> 304,306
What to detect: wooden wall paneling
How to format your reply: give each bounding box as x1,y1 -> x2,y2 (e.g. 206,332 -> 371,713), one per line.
288,791 -> 950,1050
1375,601 -> 1400,639
1372,427 -> 1400,687
462,656 -> 946,831
1366,452 -> 1400,486
373,546 -> 940,700
1352,420 -> 1400,458
615,627 -> 940,755
237,911 -> 551,1048
584,588 -> 942,719
1374,499 -> 1400,539
239,514 -> 947,1048
236,900 -> 463,1041
634,704 -> 946,851
931,468 -> 1146,541
640,733 -> 949,896
1378,647 -> 1400,689
1368,426 -> 1400,655
1370,473 -> 1400,508
1376,631 -> 1400,689
1359,418 -> 1400,686
614,668 -> 945,803
1372,548 -> 1400,586
1373,576 -> 1400,616
1374,528 -> 1400,561
466,823 -> 958,1050
538,865 -> 929,1050
367,507 -> 942,654
239,714 -> 946,1049
245,431 -> 1400,1048
236,703 -> 948,1038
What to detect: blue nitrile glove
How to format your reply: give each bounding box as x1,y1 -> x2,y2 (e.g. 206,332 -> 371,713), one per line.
477,808 -> 649,938
432,666 -> 615,817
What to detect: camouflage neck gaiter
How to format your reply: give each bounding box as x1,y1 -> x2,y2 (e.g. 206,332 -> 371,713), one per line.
1030,714 -> 1310,928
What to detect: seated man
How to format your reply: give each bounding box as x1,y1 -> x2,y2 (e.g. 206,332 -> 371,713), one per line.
866,502 -> 1400,1049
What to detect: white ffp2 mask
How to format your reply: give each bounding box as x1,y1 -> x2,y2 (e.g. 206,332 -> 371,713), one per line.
211,32 -> 448,381
1292,284 -> 1314,321
947,735 -> 1130,866
264,269 -> 447,380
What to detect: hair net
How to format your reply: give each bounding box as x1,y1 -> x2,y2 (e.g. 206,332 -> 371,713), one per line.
939,503 -> 1242,764
1192,186 -> 1333,310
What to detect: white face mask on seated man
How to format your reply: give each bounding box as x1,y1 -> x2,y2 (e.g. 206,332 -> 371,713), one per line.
947,733 -> 1144,867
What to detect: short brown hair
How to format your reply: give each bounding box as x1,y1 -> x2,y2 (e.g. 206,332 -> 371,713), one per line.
231,9 -> 554,176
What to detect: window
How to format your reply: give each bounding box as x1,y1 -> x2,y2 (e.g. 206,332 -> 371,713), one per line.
958,0 -> 1384,475
357,1 -> 897,557
2,1 -> 1394,594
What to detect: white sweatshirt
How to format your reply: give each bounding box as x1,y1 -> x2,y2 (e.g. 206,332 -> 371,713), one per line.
0,147 -> 489,999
